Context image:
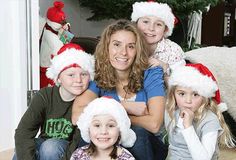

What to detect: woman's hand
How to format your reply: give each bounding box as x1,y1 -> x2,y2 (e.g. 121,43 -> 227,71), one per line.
120,101 -> 148,116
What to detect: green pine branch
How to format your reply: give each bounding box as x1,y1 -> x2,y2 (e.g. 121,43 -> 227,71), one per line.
78,0 -> 221,21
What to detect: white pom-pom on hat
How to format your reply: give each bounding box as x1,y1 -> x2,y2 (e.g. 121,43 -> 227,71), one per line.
77,97 -> 137,147
131,2 -> 175,37
46,43 -> 95,85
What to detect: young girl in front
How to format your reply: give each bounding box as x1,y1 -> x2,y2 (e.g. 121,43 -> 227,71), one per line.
165,63 -> 235,160
70,97 -> 136,160
131,1 -> 186,75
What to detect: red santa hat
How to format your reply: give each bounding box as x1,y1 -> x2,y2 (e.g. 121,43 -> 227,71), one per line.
168,63 -> 227,112
47,1 -> 66,25
131,1 -> 175,37
46,43 -> 95,85
77,97 -> 136,147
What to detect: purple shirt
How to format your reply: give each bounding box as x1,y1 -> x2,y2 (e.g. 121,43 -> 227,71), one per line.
70,145 -> 135,160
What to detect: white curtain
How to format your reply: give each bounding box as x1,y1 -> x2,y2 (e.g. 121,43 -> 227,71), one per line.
187,11 -> 202,47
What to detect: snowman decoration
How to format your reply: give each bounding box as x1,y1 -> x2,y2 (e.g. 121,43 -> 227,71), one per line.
40,1 -> 74,88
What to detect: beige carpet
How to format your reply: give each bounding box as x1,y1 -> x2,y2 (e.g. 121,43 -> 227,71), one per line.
0,148 -> 235,160
219,148 -> 236,160
0,149 -> 13,160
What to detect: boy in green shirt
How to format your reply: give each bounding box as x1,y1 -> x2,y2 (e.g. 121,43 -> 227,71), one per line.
13,43 -> 94,160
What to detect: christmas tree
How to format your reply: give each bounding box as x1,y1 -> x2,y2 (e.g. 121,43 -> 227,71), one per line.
78,0 -> 221,50
78,0 -> 220,21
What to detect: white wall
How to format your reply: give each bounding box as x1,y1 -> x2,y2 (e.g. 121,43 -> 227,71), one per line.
0,0 -> 39,152
0,0 -> 28,151
39,0 -> 114,38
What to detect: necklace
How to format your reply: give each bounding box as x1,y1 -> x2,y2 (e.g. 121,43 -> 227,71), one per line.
118,80 -> 129,101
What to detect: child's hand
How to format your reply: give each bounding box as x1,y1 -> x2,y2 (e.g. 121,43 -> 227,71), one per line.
180,108 -> 194,129
148,58 -> 169,72
149,57 -> 161,67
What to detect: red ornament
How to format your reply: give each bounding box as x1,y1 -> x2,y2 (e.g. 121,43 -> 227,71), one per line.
174,16 -> 179,25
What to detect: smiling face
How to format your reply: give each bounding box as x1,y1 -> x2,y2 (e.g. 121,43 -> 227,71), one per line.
89,114 -> 120,152
137,16 -> 167,46
174,86 -> 204,112
108,30 -> 137,74
58,67 -> 90,100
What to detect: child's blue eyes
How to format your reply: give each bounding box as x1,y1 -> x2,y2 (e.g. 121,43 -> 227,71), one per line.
141,20 -> 163,26
108,124 -> 115,128
67,72 -> 88,77
178,92 -> 199,97
93,124 -> 116,128
81,72 -> 89,77
142,20 -> 149,24
94,124 -> 100,127
69,74 -> 75,77
193,93 -> 200,97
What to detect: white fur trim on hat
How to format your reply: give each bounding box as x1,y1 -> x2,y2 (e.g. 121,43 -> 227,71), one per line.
131,2 -> 175,37
77,97 -> 136,148
46,48 -> 95,85
168,66 -> 218,98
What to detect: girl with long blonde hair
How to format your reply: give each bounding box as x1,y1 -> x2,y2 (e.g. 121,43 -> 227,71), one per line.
165,63 -> 235,160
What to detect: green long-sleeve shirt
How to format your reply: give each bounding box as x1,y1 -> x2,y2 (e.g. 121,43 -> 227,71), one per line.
15,86 -> 80,160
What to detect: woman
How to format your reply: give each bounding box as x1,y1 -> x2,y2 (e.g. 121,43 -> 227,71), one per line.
72,20 -> 165,160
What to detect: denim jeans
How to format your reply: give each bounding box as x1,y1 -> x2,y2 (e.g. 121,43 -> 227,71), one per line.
12,138 -> 69,160
150,135 -> 168,160
127,126 -> 154,160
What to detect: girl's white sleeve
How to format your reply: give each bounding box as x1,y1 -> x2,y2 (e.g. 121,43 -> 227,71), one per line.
181,126 -> 218,160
